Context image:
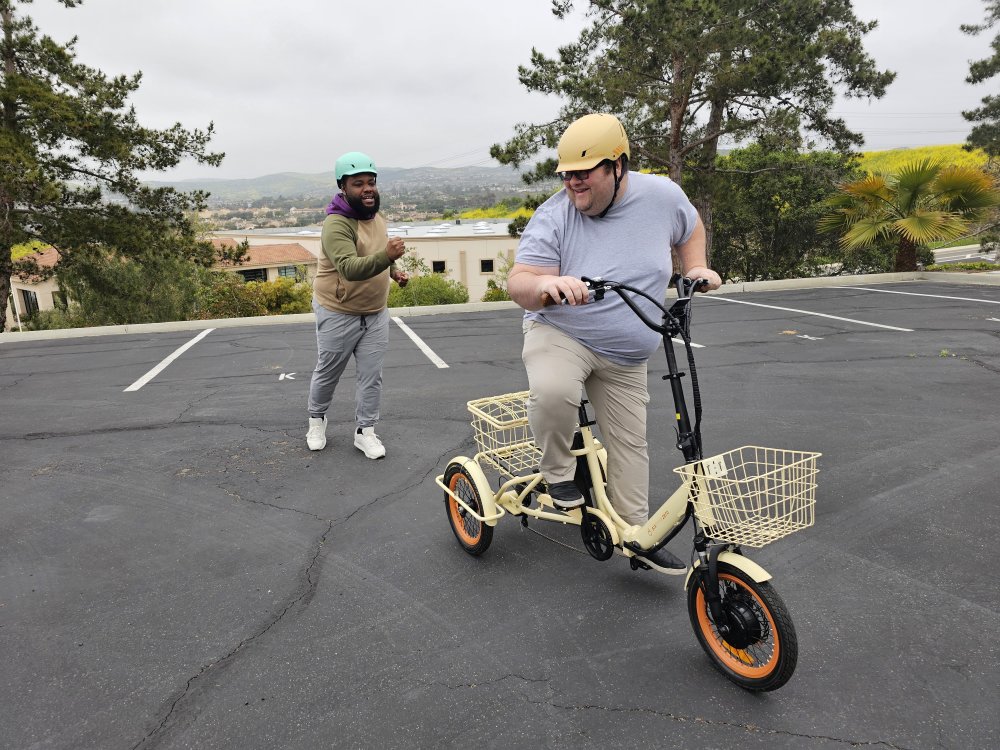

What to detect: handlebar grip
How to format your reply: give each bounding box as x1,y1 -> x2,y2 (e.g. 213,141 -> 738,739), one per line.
672,275 -> 711,298
542,278 -> 600,306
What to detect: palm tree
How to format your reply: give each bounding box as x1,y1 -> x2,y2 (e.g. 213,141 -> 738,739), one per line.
819,159 -> 999,271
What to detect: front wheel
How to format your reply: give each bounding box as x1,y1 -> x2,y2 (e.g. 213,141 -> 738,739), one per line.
687,561 -> 798,691
443,462 -> 493,556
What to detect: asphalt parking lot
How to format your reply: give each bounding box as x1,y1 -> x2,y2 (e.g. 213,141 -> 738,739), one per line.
2,276 -> 999,749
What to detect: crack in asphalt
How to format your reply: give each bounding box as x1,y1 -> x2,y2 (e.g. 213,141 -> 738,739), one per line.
332,446 -> 454,529
962,356 -> 1000,375
9,419 -> 297,441
442,674 -> 551,688
131,513 -> 335,750
217,483 -> 328,522
130,435 -> 469,748
0,374 -> 29,390
531,701 -> 915,748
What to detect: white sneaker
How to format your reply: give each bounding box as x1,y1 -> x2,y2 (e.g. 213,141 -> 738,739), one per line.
306,416 -> 327,451
354,426 -> 386,459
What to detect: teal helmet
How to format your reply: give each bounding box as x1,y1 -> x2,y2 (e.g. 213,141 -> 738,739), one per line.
335,151 -> 377,185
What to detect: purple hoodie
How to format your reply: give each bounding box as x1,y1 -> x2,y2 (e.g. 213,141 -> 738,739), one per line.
325,193 -> 368,219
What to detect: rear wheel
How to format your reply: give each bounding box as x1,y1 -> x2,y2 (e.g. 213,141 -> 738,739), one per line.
444,462 -> 493,556
687,561 -> 798,691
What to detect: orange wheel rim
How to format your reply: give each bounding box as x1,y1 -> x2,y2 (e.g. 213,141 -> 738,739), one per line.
448,473 -> 482,546
695,573 -> 780,678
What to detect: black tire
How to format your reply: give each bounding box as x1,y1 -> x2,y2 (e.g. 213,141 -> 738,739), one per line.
581,511 -> 614,561
687,561 -> 798,691
443,462 -> 493,556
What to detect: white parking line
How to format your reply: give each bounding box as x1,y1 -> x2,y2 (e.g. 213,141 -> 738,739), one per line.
392,317 -> 449,368
839,286 -> 1000,304
669,338 -> 704,349
123,328 -> 215,392
707,297 -> 914,331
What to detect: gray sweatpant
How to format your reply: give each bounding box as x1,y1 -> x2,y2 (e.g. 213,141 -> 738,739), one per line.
522,320 -> 650,525
307,302 -> 389,429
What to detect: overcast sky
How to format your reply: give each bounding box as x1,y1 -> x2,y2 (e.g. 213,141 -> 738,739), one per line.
22,0 -> 998,180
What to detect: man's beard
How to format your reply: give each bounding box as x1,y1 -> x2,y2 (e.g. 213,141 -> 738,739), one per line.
346,192 -> 380,219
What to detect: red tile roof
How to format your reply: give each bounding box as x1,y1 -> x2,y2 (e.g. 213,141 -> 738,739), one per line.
13,247 -> 59,281
212,239 -> 316,268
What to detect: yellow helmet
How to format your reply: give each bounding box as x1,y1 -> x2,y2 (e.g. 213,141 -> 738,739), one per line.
556,113 -> 630,172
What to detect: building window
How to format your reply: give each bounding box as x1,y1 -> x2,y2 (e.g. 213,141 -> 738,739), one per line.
431,261 -> 446,273
480,259 -> 495,274
21,289 -> 39,316
277,265 -> 298,278
237,268 -> 268,283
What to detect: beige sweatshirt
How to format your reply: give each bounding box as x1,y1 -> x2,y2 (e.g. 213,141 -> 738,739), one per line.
313,213 -> 395,315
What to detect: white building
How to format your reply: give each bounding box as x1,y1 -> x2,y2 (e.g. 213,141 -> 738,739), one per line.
5,247 -> 60,331
4,243 -> 317,331
213,219 -> 518,301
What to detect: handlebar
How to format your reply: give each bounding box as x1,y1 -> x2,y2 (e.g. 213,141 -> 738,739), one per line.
570,274 -> 708,336
576,274 -> 706,462
543,273 -> 708,462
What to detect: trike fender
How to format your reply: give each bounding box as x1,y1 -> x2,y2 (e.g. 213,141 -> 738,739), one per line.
684,550 -> 772,588
443,456 -> 501,527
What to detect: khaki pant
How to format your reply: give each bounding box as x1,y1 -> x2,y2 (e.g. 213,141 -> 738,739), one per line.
522,320 -> 650,525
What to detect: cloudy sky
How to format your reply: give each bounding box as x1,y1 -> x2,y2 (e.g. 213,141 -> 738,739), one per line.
22,0 -> 997,180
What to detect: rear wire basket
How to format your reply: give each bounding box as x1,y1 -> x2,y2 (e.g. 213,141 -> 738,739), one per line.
466,391 -> 542,479
673,446 -> 820,548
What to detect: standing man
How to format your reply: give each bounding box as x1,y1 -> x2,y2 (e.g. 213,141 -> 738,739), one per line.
306,151 -> 408,458
507,113 -> 722,572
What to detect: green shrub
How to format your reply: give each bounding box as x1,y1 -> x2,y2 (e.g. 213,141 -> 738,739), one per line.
481,278 -> 511,302
252,276 -> 312,314
388,274 -> 469,307
54,248 -> 203,326
195,272 -> 268,318
23,306 -> 92,330
916,247 -> 935,268
924,262 -> 997,272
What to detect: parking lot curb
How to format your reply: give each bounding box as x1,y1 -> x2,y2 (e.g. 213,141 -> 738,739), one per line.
3,271 -> 999,343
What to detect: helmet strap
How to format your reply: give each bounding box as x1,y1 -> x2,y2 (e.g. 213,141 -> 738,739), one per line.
597,157 -> 624,218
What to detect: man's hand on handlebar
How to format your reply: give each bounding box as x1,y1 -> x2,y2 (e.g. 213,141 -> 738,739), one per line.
681,266 -> 722,291
539,275 -> 591,306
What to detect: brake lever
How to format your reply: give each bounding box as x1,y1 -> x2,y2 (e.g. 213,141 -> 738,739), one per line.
672,275 -> 710,300
580,276 -> 606,301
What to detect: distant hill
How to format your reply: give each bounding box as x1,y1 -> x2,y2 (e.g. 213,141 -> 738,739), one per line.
146,166 -> 552,205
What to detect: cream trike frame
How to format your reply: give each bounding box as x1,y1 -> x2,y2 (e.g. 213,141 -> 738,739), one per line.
436,276 -> 820,691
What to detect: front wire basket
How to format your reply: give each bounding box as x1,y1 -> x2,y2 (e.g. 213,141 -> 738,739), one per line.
466,391 -> 541,479
673,446 -> 821,548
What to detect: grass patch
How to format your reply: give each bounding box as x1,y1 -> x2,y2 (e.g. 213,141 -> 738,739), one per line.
924,262 -> 997,272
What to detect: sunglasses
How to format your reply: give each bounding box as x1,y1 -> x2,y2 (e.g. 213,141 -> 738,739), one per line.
557,158 -> 616,182
557,168 -> 596,182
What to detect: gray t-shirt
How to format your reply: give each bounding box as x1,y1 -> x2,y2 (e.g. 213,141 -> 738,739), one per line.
516,170 -> 699,365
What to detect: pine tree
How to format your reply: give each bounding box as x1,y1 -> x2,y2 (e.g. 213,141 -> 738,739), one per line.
1,0 -> 223,331
489,0 -> 894,255
962,1 -> 1000,157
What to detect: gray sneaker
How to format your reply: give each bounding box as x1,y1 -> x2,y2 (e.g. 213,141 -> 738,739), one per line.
306,416 -> 327,451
